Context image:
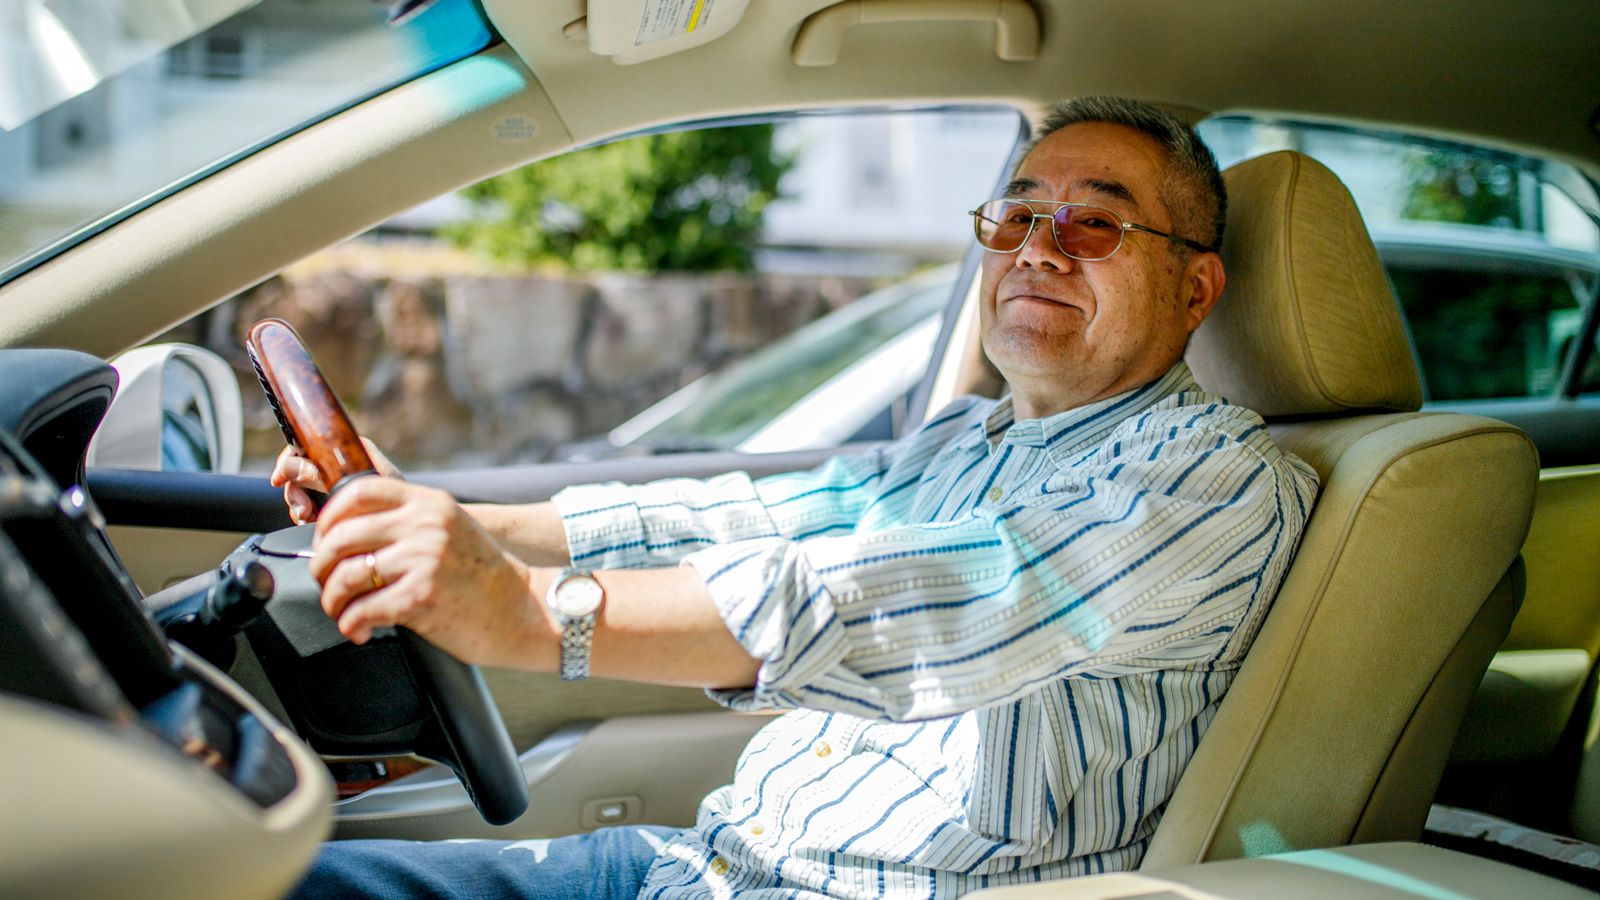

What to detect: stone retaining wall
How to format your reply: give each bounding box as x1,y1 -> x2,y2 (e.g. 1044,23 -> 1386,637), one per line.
165,267 -> 877,469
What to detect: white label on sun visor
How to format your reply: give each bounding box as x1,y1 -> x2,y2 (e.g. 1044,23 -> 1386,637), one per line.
634,0 -> 716,46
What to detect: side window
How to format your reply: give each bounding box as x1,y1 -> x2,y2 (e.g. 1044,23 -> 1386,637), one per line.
1200,118 -> 1600,403
135,109 -> 1022,474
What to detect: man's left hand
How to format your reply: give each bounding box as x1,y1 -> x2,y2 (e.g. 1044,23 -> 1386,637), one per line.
309,478 -> 553,670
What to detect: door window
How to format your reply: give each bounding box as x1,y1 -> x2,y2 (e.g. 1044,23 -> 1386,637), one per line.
129,109 -> 1023,473
1199,118 -> 1600,403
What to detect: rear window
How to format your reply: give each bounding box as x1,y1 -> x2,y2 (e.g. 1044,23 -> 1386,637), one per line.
1200,118 -> 1600,402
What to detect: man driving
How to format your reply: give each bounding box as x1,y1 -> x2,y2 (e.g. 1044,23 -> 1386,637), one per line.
281,96 -> 1319,899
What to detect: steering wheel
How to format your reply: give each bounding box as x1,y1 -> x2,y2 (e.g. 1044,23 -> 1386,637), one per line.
245,318 -> 528,826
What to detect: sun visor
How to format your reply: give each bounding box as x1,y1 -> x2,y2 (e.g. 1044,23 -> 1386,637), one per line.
577,0 -> 751,65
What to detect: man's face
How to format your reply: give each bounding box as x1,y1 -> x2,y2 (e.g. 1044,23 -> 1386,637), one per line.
978,122 -> 1221,413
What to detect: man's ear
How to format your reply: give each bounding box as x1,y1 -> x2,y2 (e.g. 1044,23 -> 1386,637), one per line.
1183,252 -> 1226,333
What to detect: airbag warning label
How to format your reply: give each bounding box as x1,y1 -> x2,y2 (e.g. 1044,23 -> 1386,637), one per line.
635,0 -> 715,46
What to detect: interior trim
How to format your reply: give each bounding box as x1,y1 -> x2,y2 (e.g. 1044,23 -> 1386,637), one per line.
792,0 -> 1042,67
334,722 -> 591,821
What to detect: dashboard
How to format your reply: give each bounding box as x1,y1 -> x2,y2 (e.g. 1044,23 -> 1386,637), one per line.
0,350 -> 329,899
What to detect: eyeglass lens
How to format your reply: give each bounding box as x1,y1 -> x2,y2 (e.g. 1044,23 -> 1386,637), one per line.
974,200 -> 1124,260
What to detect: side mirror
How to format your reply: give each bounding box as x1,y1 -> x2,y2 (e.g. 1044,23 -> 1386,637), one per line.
87,344 -> 243,474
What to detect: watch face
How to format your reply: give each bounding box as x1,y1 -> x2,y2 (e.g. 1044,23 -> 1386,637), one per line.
554,573 -> 603,618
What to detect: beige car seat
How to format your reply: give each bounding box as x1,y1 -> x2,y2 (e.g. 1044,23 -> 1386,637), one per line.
1444,463 -> 1600,838
1138,150 -> 1541,865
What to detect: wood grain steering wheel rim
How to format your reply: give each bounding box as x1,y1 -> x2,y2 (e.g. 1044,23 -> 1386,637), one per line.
245,318 -> 375,490
244,317 -> 529,826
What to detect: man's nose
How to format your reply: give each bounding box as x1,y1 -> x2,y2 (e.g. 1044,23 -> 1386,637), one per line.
1015,217 -> 1076,272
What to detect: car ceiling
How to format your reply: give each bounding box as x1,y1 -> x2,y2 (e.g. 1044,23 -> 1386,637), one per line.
493,0 -> 1600,173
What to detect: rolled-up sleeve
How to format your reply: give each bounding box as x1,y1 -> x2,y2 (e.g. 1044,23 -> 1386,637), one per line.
551,446 -> 898,571
685,420 -> 1317,721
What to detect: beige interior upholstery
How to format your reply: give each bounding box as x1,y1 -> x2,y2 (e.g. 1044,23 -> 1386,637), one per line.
0,646 -> 331,899
1144,151 -> 1540,865
1501,467 -> 1600,661
1186,151 -> 1422,417
1441,465 -> 1600,834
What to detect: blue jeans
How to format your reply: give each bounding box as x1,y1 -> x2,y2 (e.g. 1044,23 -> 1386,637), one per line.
289,825 -> 683,900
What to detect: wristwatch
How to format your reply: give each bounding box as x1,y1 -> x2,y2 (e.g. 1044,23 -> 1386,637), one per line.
545,568 -> 604,681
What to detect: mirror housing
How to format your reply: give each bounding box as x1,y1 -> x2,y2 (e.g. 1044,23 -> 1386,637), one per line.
88,344 -> 243,474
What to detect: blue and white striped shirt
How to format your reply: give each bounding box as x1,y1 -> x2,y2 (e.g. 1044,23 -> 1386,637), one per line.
553,362 -> 1319,899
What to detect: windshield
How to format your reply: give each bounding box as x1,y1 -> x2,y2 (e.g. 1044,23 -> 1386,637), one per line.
0,0 -> 491,285
613,269 -> 957,451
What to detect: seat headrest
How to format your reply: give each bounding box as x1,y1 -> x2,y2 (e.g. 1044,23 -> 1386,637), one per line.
1186,151 -> 1422,417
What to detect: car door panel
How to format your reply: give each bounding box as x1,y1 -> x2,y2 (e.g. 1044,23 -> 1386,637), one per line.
333,712 -> 775,840
1427,398 -> 1600,470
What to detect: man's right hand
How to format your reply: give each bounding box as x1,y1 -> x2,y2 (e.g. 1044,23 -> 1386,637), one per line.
270,438 -> 401,524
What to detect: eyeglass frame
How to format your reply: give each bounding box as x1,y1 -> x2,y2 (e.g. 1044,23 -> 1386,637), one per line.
969,198 -> 1218,260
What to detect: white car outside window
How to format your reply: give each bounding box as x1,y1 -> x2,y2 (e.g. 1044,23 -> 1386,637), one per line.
607,265 -> 958,455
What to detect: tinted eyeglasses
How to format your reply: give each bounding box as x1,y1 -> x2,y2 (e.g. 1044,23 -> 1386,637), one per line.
970,199 -> 1217,260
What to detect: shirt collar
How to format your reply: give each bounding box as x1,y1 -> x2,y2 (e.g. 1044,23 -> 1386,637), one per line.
969,361 -> 1201,458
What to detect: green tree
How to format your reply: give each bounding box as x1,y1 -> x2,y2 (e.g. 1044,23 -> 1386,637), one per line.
1401,148 -> 1522,228
1390,268 -> 1572,400
445,124 -> 793,273
1395,147 -> 1571,401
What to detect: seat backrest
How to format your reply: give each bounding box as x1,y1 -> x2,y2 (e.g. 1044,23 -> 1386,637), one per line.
1143,151 -> 1540,866
1446,464 -> 1600,837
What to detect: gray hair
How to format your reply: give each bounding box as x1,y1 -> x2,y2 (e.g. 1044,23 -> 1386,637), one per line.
1026,96 -> 1226,252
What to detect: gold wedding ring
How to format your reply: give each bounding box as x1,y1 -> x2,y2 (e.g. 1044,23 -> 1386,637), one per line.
364,552 -> 385,590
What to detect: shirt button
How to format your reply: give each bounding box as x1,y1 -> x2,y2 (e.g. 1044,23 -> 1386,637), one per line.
710,857 -> 730,876
987,486 -> 1003,502
750,824 -> 765,835
815,741 -> 832,758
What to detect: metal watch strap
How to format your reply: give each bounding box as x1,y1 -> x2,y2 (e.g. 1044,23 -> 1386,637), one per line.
549,568 -> 599,681
558,620 -> 595,681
